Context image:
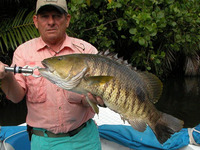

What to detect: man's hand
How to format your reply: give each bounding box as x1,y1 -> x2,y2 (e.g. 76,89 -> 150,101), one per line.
81,93 -> 106,108
0,61 -> 8,79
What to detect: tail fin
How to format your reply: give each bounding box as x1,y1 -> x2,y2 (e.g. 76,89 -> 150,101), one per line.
153,113 -> 184,144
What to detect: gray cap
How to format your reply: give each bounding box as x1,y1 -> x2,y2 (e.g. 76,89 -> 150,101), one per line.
36,0 -> 68,14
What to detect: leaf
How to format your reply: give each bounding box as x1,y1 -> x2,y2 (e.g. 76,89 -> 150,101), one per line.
139,37 -> 146,46
0,40 -> 3,53
14,29 -> 23,44
7,32 -> 14,50
9,30 -> 17,48
157,11 -> 164,19
0,9 -> 38,52
171,22 -> 177,27
129,28 -> 137,35
155,58 -> 161,64
1,34 -> 8,50
121,35 -> 126,39
147,66 -> 151,70
86,0 -> 90,6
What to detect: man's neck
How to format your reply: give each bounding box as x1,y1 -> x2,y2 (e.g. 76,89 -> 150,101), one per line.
44,35 -> 66,53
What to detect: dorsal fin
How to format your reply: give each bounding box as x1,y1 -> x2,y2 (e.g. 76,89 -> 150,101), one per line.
138,71 -> 163,103
98,50 -> 137,70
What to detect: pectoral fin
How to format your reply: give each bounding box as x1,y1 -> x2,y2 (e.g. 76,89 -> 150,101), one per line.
120,115 -> 126,124
86,96 -> 99,114
85,76 -> 113,86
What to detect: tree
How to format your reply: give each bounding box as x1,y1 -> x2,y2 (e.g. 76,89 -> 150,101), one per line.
0,0 -> 200,77
0,0 -> 38,56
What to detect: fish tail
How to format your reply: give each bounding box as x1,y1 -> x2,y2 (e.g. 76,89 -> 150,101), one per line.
153,113 -> 184,144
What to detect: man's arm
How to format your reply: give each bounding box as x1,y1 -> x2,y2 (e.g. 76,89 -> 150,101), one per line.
0,61 -> 25,103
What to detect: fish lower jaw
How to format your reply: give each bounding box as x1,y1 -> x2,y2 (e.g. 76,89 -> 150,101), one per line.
48,67 -> 55,73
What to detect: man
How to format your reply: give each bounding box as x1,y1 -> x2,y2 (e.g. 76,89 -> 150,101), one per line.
0,0 -> 103,149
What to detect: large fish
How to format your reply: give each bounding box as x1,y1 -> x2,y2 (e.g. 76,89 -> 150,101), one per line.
38,52 -> 184,144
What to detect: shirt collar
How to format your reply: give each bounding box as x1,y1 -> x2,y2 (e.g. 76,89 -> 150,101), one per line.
36,37 -> 47,51
36,34 -> 76,52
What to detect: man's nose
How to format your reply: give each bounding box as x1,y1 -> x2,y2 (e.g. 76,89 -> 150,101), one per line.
47,16 -> 55,25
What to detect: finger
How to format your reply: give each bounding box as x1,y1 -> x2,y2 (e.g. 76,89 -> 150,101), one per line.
87,93 -> 98,103
0,62 -> 7,79
96,96 -> 104,106
81,95 -> 90,107
0,62 -> 8,71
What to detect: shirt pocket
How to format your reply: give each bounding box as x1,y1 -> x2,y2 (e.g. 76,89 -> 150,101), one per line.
25,61 -> 47,103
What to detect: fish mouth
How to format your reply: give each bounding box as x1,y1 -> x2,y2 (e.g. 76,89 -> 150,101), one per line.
39,61 -> 54,73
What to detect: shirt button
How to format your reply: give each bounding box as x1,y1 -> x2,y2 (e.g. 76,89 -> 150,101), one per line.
59,106 -> 62,110
61,124 -> 64,127
57,89 -> 60,91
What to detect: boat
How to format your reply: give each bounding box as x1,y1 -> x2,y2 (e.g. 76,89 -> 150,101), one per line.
0,107 -> 200,150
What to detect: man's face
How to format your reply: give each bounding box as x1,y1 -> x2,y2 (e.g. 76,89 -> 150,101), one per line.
33,10 -> 71,44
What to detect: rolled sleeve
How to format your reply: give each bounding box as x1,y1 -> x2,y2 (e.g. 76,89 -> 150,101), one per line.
11,47 -> 27,92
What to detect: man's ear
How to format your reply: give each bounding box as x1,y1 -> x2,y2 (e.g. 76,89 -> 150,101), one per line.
33,15 -> 38,29
66,14 -> 71,28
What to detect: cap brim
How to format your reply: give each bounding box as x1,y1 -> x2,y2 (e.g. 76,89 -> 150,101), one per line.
37,5 -> 66,14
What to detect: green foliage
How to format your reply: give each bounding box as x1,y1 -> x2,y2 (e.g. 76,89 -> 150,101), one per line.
0,0 -> 199,78
68,0 -> 117,52
68,0 -> 200,78
0,9 -> 39,53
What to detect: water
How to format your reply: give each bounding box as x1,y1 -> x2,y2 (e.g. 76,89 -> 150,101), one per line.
0,99 -> 27,126
156,77 -> 200,128
0,77 -> 200,128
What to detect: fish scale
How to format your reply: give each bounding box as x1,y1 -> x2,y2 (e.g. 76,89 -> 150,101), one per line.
81,55 -> 181,133
87,58 -> 151,119
38,53 -> 184,144
89,60 -> 128,113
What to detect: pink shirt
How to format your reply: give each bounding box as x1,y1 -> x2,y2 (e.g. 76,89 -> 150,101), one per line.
11,34 -> 98,133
